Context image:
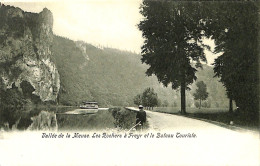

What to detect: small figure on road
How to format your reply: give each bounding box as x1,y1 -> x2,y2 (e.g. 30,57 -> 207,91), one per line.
136,105 -> 146,130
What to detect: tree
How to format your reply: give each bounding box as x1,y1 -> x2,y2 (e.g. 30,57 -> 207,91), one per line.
133,88 -> 159,109
193,81 -> 208,109
142,88 -> 159,110
133,94 -> 142,106
203,2 -> 259,117
0,84 -> 25,128
138,1 -> 207,114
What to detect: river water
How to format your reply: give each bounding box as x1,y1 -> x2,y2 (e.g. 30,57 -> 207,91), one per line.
0,106 -> 113,131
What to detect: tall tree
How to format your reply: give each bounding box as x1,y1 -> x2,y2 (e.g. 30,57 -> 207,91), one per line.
193,81 -> 209,109
203,2 -> 259,117
138,1 -> 207,114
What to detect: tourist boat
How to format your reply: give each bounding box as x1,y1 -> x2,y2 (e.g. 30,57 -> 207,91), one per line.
80,101 -> 98,109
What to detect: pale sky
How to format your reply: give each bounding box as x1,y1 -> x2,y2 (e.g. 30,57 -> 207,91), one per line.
5,0 -> 219,65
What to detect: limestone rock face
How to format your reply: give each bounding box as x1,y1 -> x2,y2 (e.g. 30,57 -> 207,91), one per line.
75,41 -> 89,61
0,5 -> 60,102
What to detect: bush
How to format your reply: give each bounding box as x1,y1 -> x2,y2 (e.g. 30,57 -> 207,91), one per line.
109,107 -> 136,129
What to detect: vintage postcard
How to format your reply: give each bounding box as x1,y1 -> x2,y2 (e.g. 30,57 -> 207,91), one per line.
0,0 -> 259,165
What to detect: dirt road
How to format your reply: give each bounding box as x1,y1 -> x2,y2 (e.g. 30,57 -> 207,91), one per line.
146,110 -> 237,131
127,107 -> 245,132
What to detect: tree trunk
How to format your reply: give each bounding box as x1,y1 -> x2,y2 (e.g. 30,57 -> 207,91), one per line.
199,99 -> 201,109
180,81 -> 186,114
229,98 -> 233,113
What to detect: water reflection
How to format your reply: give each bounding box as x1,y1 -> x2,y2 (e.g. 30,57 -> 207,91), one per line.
1,107 -> 136,131
0,106 -> 77,131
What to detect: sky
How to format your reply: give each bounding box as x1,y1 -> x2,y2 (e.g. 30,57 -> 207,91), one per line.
5,0 -> 219,65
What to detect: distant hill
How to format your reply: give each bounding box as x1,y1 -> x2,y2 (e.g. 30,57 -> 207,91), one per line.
51,35 -> 229,108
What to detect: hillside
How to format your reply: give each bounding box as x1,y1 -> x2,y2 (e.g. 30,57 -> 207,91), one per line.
51,35 -> 228,108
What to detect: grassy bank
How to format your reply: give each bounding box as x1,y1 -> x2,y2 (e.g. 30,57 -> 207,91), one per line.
185,112 -> 259,131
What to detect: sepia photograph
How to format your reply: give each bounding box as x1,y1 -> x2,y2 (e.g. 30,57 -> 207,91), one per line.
0,0 -> 259,165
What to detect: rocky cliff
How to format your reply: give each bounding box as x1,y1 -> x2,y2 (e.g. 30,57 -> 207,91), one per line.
0,5 -> 60,103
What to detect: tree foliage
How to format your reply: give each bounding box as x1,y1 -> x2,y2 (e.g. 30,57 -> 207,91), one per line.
138,1 -> 207,114
193,81 -> 209,109
133,88 -> 159,109
0,84 -> 25,128
203,1 -> 259,117
142,87 -> 159,109
139,1 -> 258,118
